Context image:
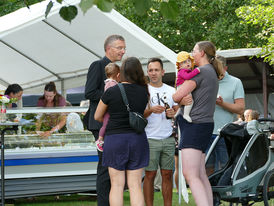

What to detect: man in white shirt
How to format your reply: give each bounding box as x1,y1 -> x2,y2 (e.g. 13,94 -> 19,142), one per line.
143,58 -> 178,206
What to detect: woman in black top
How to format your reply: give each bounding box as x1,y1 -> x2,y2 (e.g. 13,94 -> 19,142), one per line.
95,57 -> 149,206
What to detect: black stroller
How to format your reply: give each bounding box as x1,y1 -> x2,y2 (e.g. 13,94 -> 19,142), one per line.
205,119 -> 274,206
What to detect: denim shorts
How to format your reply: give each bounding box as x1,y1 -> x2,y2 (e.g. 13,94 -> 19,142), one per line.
102,132 -> 149,171
178,116 -> 214,153
145,137 -> 175,171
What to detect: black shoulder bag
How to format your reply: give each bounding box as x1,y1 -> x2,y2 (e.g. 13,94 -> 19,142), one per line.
118,83 -> 148,134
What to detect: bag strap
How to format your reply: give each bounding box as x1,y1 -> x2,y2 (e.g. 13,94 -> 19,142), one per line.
118,83 -> 131,112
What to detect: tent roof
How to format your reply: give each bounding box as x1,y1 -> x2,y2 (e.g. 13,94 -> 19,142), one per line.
0,0 -> 177,94
1,0 -> 273,96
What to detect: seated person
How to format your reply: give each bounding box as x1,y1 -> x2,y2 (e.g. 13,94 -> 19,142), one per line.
247,110 -> 260,122
36,82 -> 67,137
4,84 -> 23,121
4,84 -> 23,108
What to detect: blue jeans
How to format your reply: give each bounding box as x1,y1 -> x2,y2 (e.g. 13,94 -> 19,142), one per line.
207,134 -> 229,171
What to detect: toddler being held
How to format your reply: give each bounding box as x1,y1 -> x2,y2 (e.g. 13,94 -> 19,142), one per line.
175,51 -> 200,122
96,63 -> 120,152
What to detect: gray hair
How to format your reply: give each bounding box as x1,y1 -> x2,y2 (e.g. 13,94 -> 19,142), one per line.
104,35 -> 125,51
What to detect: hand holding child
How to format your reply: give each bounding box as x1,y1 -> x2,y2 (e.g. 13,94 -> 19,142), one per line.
179,94 -> 192,106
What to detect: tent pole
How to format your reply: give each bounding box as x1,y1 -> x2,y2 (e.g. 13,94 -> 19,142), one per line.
61,80 -> 66,99
262,62 -> 268,117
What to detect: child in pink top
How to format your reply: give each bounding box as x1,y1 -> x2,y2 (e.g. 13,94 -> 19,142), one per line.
96,63 -> 120,152
176,51 -> 200,122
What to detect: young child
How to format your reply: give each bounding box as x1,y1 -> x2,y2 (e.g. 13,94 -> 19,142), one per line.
175,51 -> 200,122
95,63 -> 120,152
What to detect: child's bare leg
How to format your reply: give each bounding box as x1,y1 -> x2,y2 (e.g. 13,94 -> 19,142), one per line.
183,103 -> 193,122
96,136 -> 104,152
98,136 -> 104,142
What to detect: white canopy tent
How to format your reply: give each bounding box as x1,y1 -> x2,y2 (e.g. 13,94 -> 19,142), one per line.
1,0 -> 273,116
0,0 -> 177,94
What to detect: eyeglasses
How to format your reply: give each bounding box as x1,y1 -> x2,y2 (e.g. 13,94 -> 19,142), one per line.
111,46 -> 126,51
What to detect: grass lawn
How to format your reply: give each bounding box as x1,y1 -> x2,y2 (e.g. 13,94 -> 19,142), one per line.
9,191 -> 195,206
11,190 -> 266,206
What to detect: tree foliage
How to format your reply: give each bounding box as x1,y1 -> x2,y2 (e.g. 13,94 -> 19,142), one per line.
0,0 -> 40,16
114,0 -> 265,52
25,0 -> 179,23
236,0 -> 274,65
0,0 -> 267,57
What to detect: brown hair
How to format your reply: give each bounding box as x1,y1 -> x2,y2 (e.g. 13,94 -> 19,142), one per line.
105,63 -> 120,79
147,57 -> 163,70
120,57 -> 149,97
196,41 -> 224,79
216,55 -> 227,67
39,81 -> 63,106
104,35 -> 125,51
248,110 -> 260,121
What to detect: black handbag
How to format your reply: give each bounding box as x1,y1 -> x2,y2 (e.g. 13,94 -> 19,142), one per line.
118,83 -> 148,133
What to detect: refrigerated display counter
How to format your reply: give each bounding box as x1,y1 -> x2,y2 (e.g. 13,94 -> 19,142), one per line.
1,107 -> 98,199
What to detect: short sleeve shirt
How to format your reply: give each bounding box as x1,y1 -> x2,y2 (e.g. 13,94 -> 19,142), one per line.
37,96 -> 66,107
101,83 -> 149,135
213,72 -> 245,134
145,84 -> 177,139
186,64 -> 219,123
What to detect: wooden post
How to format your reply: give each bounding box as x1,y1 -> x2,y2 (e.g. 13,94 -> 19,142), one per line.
262,62 -> 268,117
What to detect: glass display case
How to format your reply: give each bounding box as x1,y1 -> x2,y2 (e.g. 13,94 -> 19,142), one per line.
1,107 -> 98,199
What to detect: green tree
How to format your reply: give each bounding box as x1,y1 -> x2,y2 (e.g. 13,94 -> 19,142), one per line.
236,0 -> 274,65
0,0 -> 266,53
0,0 -> 40,16
114,0 -> 264,52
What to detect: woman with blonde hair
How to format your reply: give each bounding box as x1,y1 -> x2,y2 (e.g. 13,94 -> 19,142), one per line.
173,41 -> 222,206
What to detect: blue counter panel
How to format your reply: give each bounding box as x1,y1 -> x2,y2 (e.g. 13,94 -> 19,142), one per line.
1,155 -> 99,166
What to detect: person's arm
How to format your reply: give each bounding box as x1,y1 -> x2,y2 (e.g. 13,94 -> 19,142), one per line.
85,61 -> 104,102
173,80 -> 196,103
179,68 -> 200,80
53,115 -> 66,133
94,100 -> 108,122
38,114 -> 67,138
216,97 -> 245,115
38,97 -> 67,137
179,94 -> 193,106
172,105 -> 180,112
35,116 -> 43,131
